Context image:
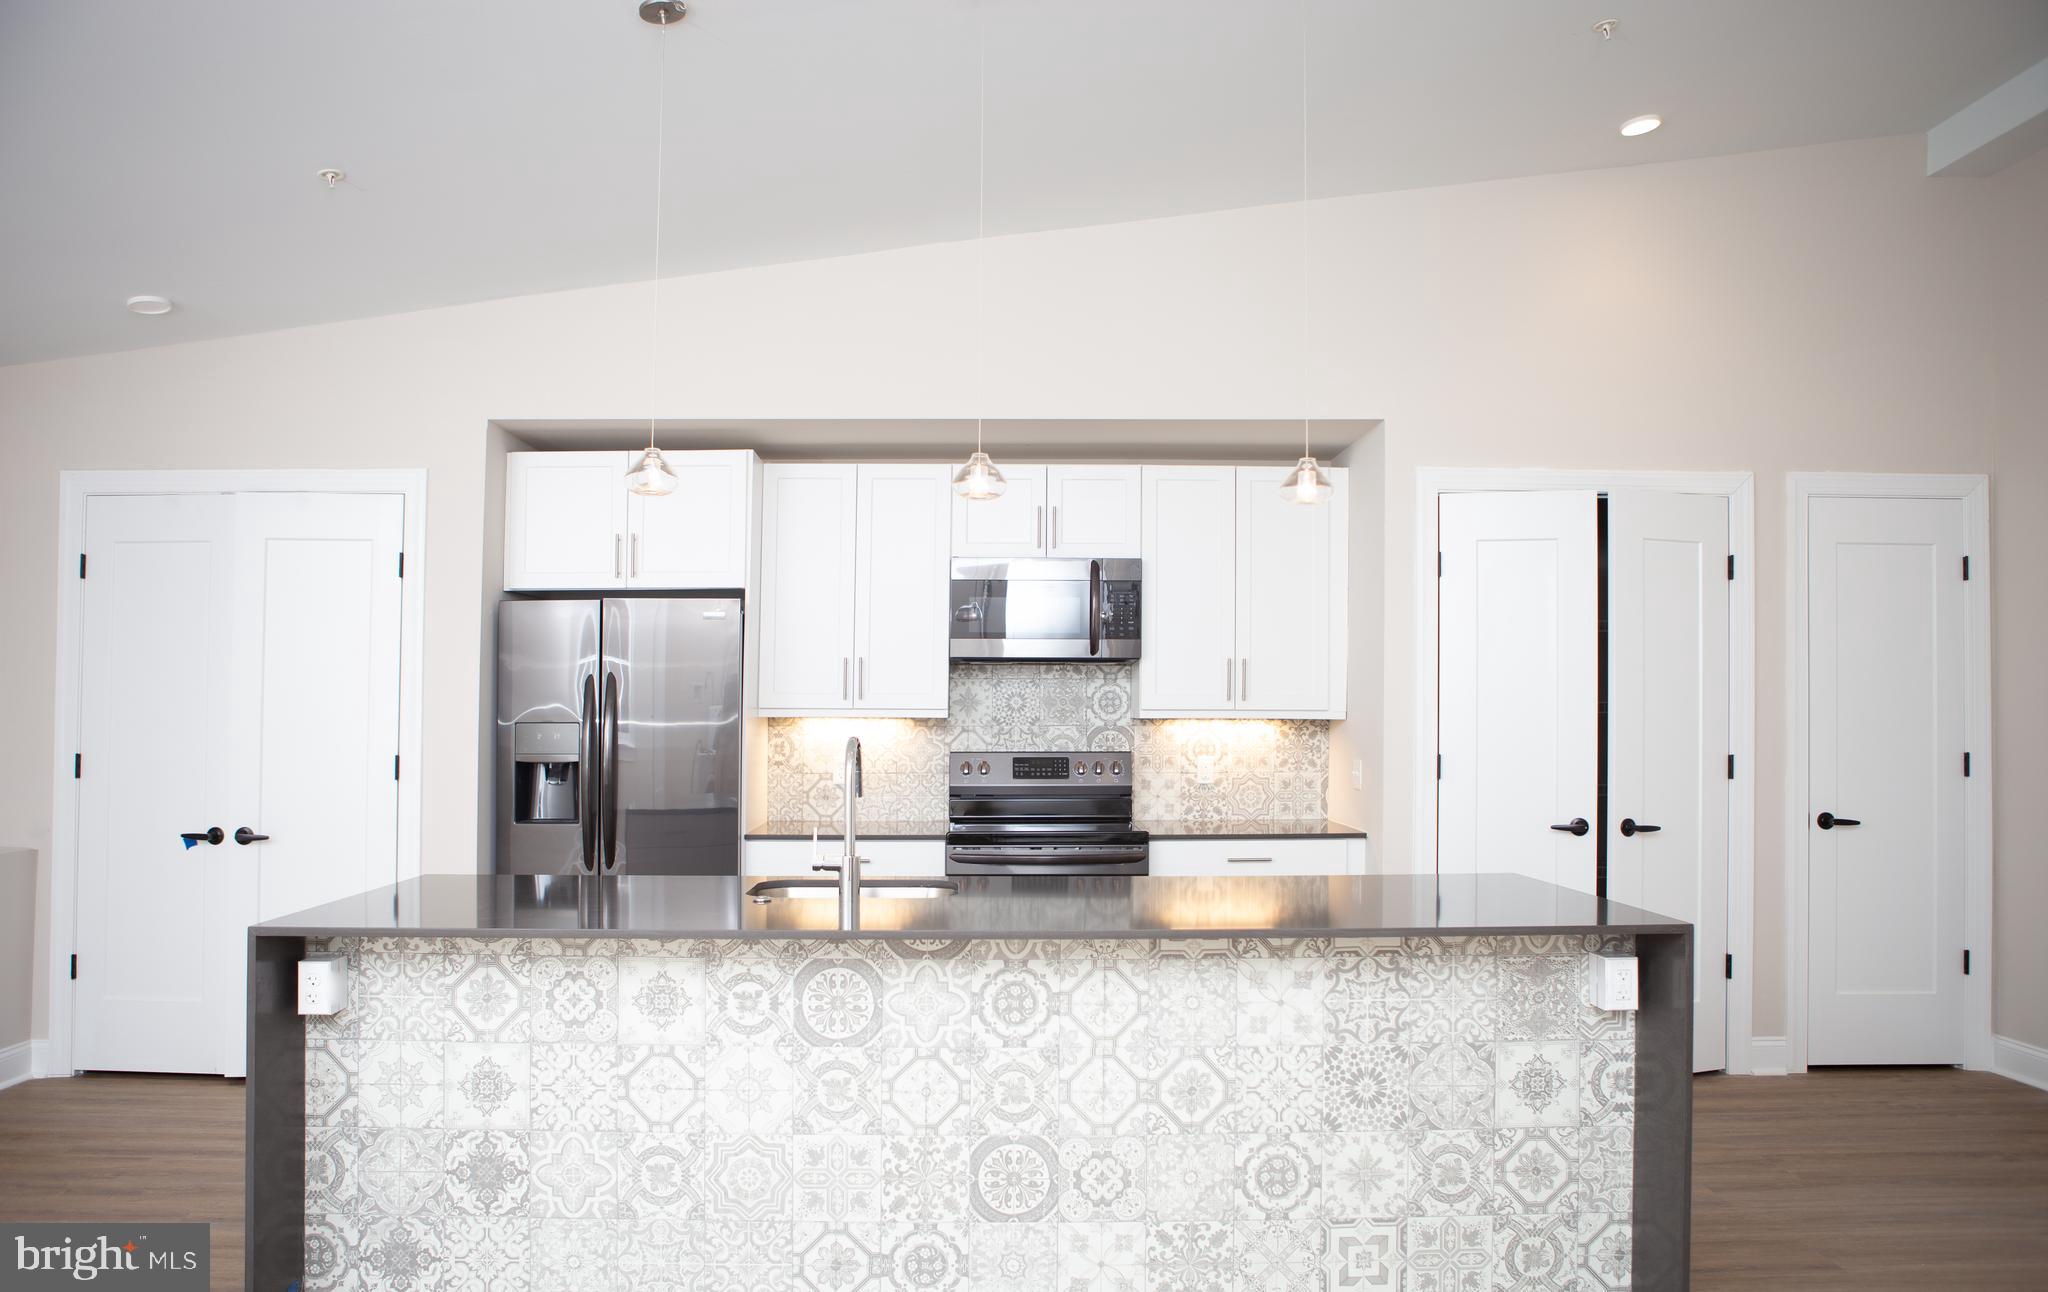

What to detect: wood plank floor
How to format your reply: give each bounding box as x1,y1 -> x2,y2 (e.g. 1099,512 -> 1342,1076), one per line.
0,1073 -> 244,1290
0,1068 -> 2042,1290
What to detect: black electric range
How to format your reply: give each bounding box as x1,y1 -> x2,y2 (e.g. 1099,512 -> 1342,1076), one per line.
944,750 -> 1149,877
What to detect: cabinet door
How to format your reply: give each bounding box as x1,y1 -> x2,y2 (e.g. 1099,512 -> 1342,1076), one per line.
1047,465 -> 1141,557
1149,838 -> 1357,876
505,452 -> 631,589
757,464 -> 858,711
1234,466 -> 1346,716
951,464 -> 1046,557
855,464 -> 952,715
1137,467 -> 1237,714
629,449 -> 752,588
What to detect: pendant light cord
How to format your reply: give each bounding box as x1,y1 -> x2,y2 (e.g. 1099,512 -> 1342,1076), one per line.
648,22 -> 669,454
1299,0 -> 1311,462
975,0 -> 987,459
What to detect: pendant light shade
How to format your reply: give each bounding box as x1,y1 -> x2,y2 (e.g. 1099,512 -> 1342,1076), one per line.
1281,454 -> 1334,505
626,443 -> 679,496
952,448 -> 1007,500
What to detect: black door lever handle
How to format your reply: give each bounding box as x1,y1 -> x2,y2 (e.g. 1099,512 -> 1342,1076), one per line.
1549,818 -> 1590,837
1816,813 -> 1860,830
234,827 -> 270,846
180,828 -> 225,846
1619,818 -> 1662,837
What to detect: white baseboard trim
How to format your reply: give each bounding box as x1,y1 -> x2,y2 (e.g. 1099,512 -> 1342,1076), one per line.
1744,1035 -> 1790,1076
1992,1034 -> 2048,1093
0,1040 -> 34,1092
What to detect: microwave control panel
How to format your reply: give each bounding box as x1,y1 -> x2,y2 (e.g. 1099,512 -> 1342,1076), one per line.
1103,585 -> 1141,639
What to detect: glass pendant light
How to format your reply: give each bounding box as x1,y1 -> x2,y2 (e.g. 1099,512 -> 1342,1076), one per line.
1279,0 -> 1331,507
954,8 -> 1005,502
626,0 -> 683,498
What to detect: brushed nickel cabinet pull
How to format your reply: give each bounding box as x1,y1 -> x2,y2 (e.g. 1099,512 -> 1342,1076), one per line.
614,534 -> 623,578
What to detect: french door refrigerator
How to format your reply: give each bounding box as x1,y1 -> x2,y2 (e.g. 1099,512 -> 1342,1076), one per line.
496,596 -> 742,875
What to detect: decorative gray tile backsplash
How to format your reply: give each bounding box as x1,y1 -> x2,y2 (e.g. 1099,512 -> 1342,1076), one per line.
763,665 -> 1330,825
306,932 -> 1636,1292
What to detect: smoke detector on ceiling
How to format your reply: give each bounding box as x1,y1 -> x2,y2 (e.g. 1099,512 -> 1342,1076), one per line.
126,295 -> 173,315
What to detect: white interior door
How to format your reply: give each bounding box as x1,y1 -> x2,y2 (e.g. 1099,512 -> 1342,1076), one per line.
1137,467 -> 1237,713
1608,490 -> 1729,1071
1234,465 -> 1345,715
951,464 -> 1046,556
1807,496 -> 1967,1065
854,464 -> 951,714
75,495 -> 238,1074
1438,491 -> 1598,892
757,465 -> 858,711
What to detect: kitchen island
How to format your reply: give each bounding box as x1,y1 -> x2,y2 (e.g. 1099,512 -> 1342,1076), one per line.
250,874 -> 1690,1291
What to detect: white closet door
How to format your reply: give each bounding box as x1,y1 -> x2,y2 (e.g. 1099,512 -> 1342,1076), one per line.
1608,490 -> 1729,1071
1808,496 -> 1967,1065
757,465 -> 859,711
74,494 -> 239,1074
1138,467 -> 1237,713
1438,491 -> 1598,892
854,464 -> 952,714
223,494 -> 405,1075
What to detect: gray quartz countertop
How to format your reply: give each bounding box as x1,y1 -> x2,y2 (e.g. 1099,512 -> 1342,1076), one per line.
744,819 -> 1367,840
257,873 -> 1685,940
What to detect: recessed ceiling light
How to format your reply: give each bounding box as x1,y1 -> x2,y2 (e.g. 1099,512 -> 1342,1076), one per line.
1620,114 -> 1663,138
126,295 -> 174,315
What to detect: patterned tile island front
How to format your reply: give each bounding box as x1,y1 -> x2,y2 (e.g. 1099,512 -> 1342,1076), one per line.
249,877 -> 1692,1292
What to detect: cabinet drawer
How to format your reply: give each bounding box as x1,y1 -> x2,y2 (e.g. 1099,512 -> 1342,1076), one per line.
744,838 -> 945,878
1148,837 -> 1359,877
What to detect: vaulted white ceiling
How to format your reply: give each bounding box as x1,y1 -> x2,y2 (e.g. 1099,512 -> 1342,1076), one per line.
3,0 -> 2045,365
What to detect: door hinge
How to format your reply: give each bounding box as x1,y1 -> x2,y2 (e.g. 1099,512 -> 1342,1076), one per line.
1436,753 -> 1443,780
78,553 -> 87,579
69,954 -> 77,981
1725,953 -> 1733,980
1727,753 -> 1735,781
1727,553 -> 1735,580
1963,949 -> 1971,975
1962,555 -> 1970,581
1437,551 -> 1444,577
1964,751 -> 1972,778
397,551 -> 405,578
393,754 -> 401,781
73,753 -> 82,780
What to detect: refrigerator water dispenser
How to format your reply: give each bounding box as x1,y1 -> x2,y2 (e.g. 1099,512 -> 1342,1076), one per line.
513,722 -> 580,824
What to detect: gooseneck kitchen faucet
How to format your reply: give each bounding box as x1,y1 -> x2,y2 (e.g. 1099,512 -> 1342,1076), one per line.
814,736 -> 864,929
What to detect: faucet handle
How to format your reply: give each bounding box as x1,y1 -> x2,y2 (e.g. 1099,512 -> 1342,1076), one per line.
813,861 -> 842,874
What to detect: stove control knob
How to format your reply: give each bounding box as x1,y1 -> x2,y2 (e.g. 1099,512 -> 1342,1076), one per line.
1071,758 -> 1087,775
960,760 -> 973,775
1093,761 -> 1106,776
977,760 -> 990,776
1109,760 -> 1122,776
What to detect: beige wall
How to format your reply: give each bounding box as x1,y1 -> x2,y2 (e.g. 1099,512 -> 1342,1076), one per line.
0,847 -> 33,1052
2,131 -> 2037,1050
1989,145 -> 2048,1051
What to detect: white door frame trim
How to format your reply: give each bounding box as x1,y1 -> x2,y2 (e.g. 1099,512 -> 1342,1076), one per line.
1413,467 -> 1757,1072
1785,472 -> 1991,1074
44,468 -> 428,1077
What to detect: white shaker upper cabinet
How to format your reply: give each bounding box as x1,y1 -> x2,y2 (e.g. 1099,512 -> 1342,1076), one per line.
1046,465 -> 1142,558
854,464 -> 952,716
1139,467 -> 1239,713
952,465 -> 1047,557
505,451 -> 630,590
1139,465 -> 1348,718
629,449 -> 755,589
757,464 -> 859,712
1235,465 -> 1346,715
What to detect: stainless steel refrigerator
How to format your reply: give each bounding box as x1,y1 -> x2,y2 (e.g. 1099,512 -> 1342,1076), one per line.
495,596 -> 742,875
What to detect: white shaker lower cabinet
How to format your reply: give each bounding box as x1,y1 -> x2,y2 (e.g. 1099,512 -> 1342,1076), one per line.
505,449 -> 756,590
744,839 -> 946,878
1138,465 -> 1347,718
757,463 -> 950,717
1149,838 -> 1366,876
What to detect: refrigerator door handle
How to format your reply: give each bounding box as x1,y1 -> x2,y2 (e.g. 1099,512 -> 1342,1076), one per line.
578,672 -> 600,872
600,670 -> 622,870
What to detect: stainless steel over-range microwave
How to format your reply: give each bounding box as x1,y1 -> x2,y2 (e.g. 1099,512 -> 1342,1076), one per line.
949,558 -> 1140,661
